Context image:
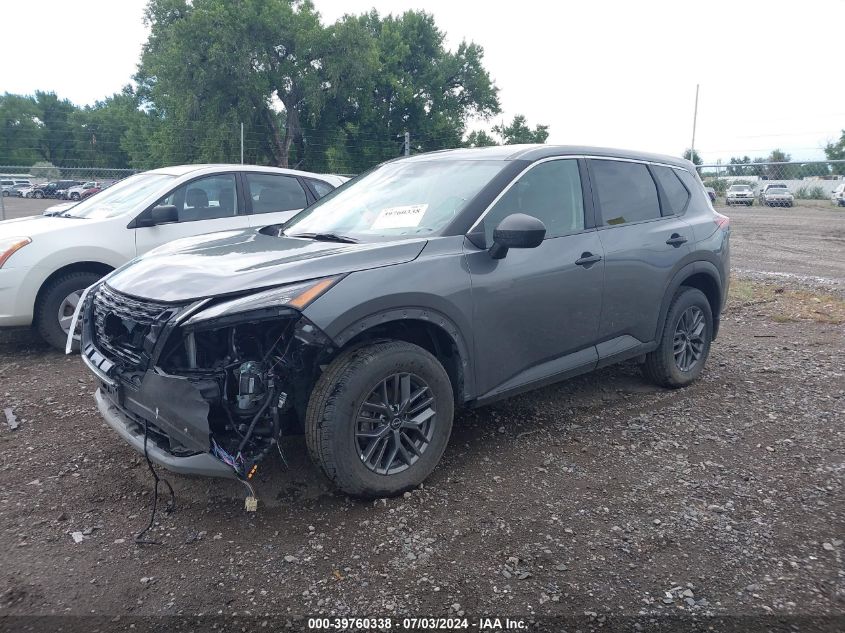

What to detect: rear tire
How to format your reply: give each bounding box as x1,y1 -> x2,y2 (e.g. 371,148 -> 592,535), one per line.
643,287 -> 713,388
35,271 -> 102,352
305,340 -> 454,498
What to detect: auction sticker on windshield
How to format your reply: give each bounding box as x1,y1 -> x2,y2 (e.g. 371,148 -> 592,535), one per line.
372,204 -> 427,229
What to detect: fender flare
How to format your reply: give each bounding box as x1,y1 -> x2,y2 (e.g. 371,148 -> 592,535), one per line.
654,261 -> 723,341
332,307 -> 475,400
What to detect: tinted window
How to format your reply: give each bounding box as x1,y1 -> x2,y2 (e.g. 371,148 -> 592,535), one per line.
592,160 -> 660,226
652,165 -> 690,215
307,178 -> 335,199
245,173 -> 307,214
484,159 -> 584,242
156,174 -> 237,223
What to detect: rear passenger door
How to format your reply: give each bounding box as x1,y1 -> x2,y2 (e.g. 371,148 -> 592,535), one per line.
589,159 -> 692,349
134,172 -> 249,255
244,173 -> 311,227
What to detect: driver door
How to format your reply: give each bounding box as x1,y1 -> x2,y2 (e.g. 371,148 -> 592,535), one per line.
465,158 -> 605,399
134,173 -> 250,255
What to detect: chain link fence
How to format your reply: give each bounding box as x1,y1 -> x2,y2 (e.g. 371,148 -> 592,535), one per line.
699,160 -> 845,205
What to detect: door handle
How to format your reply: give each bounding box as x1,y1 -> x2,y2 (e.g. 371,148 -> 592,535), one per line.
575,252 -> 602,267
666,233 -> 688,247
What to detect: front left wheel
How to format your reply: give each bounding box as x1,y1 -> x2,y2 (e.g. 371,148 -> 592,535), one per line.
35,271 -> 101,351
305,341 -> 454,498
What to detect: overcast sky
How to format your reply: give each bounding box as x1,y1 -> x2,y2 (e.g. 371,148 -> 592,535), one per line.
3,0 -> 843,163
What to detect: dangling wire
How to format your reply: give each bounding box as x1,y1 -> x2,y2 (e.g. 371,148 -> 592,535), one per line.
134,419 -> 175,545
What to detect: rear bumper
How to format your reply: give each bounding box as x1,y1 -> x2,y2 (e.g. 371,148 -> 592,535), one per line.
95,388 -> 236,478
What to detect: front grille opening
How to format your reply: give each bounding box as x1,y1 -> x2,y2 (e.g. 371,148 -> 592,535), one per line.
92,285 -> 181,370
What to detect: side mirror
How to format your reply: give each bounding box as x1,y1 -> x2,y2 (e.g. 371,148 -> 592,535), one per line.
489,213 -> 546,259
137,204 -> 178,227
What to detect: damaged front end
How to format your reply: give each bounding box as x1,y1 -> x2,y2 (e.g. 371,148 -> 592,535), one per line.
81,279 -> 339,480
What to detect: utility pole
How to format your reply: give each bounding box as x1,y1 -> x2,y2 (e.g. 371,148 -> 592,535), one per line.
690,84 -> 699,163
404,130 -> 410,157
240,123 -> 244,164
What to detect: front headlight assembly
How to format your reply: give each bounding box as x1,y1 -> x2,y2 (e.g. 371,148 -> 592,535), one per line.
0,237 -> 31,268
184,275 -> 343,328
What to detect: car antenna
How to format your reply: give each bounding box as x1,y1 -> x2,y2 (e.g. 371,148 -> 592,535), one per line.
134,420 -> 175,545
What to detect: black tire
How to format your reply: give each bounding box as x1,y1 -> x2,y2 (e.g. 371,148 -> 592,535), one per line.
34,190 -> 43,199
35,271 -> 102,351
70,192 -> 80,201
643,287 -> 713,388
305,340 -> 454,498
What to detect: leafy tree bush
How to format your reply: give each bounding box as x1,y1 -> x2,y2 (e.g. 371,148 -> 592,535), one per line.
30,161 -> 60,180
794,185 -> 827,200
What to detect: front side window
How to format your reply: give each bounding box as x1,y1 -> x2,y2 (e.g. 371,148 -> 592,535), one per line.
592,160 -> 660,226
156,174 -> 237,222
283,159 -> 507,242
652,165 -> 690,215
245,173 -> 307,214
482,159 -> 584,242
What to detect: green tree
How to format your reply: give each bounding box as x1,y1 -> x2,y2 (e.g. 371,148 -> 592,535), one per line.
465,130 -> 498,147
0,93 -> 43,165
824,130 -> 845,175
683,148 -> 702,165
493,115 -> 549,145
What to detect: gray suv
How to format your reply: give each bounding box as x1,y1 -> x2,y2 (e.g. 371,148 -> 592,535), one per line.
79,145 -> 731,499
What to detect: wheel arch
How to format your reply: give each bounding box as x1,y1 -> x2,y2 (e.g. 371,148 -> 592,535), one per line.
331,309 -> 473,405
33,261 -> 113,324
655,262 -> 724,341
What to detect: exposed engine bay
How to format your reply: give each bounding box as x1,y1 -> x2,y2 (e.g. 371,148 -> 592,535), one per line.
82,283 -> 334,483
156,314 -> 332,478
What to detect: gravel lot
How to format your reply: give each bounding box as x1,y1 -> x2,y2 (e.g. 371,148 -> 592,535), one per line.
0,200 -> 843,629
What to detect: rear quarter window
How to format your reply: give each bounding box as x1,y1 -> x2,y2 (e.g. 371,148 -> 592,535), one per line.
652,165 -> 690,215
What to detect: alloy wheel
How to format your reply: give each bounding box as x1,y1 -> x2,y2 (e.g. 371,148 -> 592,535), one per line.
673,306 -> 706,372
57,289 -> 82,340
355,372 -> 436,475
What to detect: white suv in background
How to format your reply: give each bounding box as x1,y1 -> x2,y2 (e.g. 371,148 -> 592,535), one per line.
726,184 -> 755,206
832,183 -> 845,207
0,164 -> 345,349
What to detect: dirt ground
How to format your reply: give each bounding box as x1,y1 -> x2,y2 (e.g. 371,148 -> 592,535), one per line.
0,204 -> 843,630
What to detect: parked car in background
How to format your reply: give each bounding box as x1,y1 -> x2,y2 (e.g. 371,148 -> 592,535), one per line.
0,164 -> 344,350
30,181 -> 81,199
77,145 -> 731,498
64,181 -> 99,201
832,183 -> 845,207
704,186 -> 716,203
726,184 -> 754,206
760,185 -> 794,207
80,184 -> 105,200
1,179 -> 32,196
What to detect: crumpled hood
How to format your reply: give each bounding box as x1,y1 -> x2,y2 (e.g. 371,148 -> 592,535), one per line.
106,228 -> 428,302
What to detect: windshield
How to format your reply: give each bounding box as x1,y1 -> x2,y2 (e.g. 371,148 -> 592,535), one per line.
730,185 -> 751,191
282,159 -> 507,241
61,173 -> 175,219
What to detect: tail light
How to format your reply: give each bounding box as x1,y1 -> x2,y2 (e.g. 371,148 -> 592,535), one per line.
714,212 -> 730,230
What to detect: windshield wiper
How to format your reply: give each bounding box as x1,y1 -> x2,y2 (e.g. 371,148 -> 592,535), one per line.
286,232 -> 359,243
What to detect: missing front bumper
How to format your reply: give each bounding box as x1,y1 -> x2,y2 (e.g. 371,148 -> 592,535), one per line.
95,388 -> 236,479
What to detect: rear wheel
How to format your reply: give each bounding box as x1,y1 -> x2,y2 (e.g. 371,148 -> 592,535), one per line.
643,287 -> 713,388
305,340 -> 454,498
70,192 -> 80,201
35,271 -> 101,351
34,191 -> 43,199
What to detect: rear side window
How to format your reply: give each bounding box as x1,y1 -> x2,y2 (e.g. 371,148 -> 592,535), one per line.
484,159 -> 584,242
652,166 -> 690,215
307,178 -> 335,199
245,173 -> 307,214
592,160 -> 660,226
